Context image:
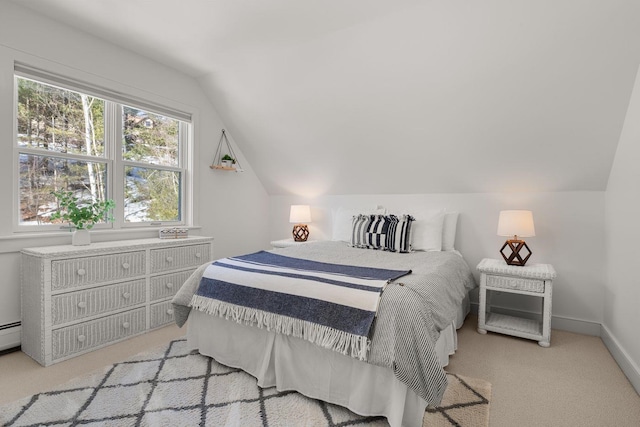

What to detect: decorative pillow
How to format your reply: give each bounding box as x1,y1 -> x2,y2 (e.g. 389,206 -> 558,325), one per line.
384,214 -> 414,253
332,206 -> 385,242
351,214 -> 414,253
350,214 -> 373,248
442,211 -> 459,251
363,215 -> 388,250
409,209 -> 445,251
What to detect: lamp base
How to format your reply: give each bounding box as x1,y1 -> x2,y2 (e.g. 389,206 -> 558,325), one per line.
292,224 -> 309,242
500,239 -> 532,266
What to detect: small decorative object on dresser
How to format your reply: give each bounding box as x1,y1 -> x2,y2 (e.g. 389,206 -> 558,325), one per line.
159,227 -> 189,239
21,236 -> 213,366
476,258 -> 556,347
497,210 -> 535,266
289,204 -> 311,241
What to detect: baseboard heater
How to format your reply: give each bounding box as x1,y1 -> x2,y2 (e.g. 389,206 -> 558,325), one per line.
0,321 -> 21,354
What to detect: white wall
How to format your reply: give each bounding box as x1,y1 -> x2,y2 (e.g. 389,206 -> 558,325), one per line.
270,192 -> 605,333
604,65 -> 640,392
0,2 -> 270,349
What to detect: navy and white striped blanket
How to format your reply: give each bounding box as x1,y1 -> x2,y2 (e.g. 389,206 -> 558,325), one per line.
190,251 -> 411,360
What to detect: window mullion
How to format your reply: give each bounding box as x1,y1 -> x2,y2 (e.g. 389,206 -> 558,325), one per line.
106,101 -> 123,229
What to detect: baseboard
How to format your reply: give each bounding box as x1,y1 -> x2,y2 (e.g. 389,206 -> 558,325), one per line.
601,324 -> 640,396
469,302 -> 601,336
0,324 -> 21,352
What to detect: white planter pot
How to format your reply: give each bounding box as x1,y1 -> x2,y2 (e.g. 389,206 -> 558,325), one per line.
72,229 -> 91,246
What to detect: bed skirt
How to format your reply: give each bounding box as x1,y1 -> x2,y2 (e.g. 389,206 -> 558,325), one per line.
187,297 -> 467,427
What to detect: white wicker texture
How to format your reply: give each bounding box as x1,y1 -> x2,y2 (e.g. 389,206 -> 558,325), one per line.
51,251 -> 146,291
21,237 -> 213,366
477,258 -> 556,280
151,269 -> 195,301
150,244 -> 210,273
477,258 -> 554,347
52,308 -> 146,360
150,300 -> 175,329
51,279 -> 146,325
485,275 -> 544,293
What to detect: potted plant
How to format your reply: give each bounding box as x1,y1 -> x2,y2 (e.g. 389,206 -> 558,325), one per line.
51,190 -> 115,246
221,154 -> 236,168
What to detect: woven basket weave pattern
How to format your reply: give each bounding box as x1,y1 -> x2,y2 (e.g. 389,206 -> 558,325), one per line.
51,279 -> 146,325
52,308 -> 146,360
150,244 -> 210,273
51,251 -> 146,290
150,300 -> 175,329
150,269 -> 195,301
486,275 -> 544,293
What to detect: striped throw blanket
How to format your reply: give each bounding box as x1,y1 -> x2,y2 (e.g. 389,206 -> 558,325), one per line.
190,251 -> 411,360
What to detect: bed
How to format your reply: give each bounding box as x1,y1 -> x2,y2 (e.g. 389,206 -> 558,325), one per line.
172,239 -> 476,427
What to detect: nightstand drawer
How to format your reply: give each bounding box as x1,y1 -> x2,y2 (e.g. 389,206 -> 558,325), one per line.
51,308 -> 146,361
51,279 -> 146,325
486,274 -> 545,293
150,244 -> 210,273
51,251 -> 146,290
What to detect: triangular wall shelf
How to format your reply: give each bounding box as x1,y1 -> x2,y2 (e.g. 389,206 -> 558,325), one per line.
210,129 -> 244,172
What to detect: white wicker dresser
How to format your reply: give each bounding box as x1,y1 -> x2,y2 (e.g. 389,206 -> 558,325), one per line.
21,236 -> 213,366
476,258 -> 556,347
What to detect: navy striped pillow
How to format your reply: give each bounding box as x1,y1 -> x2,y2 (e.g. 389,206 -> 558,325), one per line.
351,214 -> 371,248
385,214 -> 414,253
351,214 -> 414,253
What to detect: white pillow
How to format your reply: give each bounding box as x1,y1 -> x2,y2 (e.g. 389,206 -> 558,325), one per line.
332,206 -> 385,242
442,211 -> 459,251
410,209 -> 445,251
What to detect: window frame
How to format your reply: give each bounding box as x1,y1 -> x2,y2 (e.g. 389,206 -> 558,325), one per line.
12,68 -> 193,233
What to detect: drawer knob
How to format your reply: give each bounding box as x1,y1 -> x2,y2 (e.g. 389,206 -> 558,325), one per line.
77,268 -> 86,276
122,292 -> 131,299
166,282 -> 173,289
122,262 -> 130,269
195,252 -> 201,258
166,256 -> 174,263
77,301 -> 87,309
77,334 -> 86,343
122,322 -> 130,329
167,308 -> 174,315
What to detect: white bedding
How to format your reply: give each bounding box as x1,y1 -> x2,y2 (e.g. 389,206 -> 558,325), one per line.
186,294 -> 469,427
174,241 -> 476,426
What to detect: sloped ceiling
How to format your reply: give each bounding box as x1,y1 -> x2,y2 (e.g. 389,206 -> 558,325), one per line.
13,0 -> 640,196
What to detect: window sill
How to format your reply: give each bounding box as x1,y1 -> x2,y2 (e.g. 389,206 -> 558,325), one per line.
0,226 -> 203,254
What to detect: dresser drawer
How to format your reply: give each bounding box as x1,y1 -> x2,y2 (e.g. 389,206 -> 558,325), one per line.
150,300 -> 176,329
51,308 -> 146,361
51,279 -> 146,326
486,274 -> 545,293
51,251 -> 146,290
150,269 -> 194,301
150,244 -> 209,274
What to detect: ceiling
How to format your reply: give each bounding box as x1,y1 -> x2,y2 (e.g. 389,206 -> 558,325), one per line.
14,0 -> 640,196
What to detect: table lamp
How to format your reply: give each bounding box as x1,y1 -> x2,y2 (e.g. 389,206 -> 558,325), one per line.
497,210 -> 535,266
290,205 -> 311,242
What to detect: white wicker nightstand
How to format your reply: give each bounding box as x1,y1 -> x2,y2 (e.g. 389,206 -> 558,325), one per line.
476,258 -> 556,347
270,238 -> 316,248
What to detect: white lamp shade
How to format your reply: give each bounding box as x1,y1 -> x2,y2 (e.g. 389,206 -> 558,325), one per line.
289,205 -> 311,223
497,210 -> 535,238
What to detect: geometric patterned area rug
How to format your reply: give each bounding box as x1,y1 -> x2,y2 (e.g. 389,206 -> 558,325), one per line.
0,338 -> 491,427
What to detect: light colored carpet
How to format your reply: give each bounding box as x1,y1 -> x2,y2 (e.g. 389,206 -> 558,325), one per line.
0,338 -> 491,427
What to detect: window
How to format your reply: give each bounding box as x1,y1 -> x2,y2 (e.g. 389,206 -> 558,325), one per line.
14,72 -> 191,231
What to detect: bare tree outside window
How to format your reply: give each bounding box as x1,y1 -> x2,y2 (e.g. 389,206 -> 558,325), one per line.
15,76 -> 189,229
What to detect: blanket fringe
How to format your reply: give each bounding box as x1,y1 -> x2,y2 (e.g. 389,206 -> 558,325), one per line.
190,295 -> 370,361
